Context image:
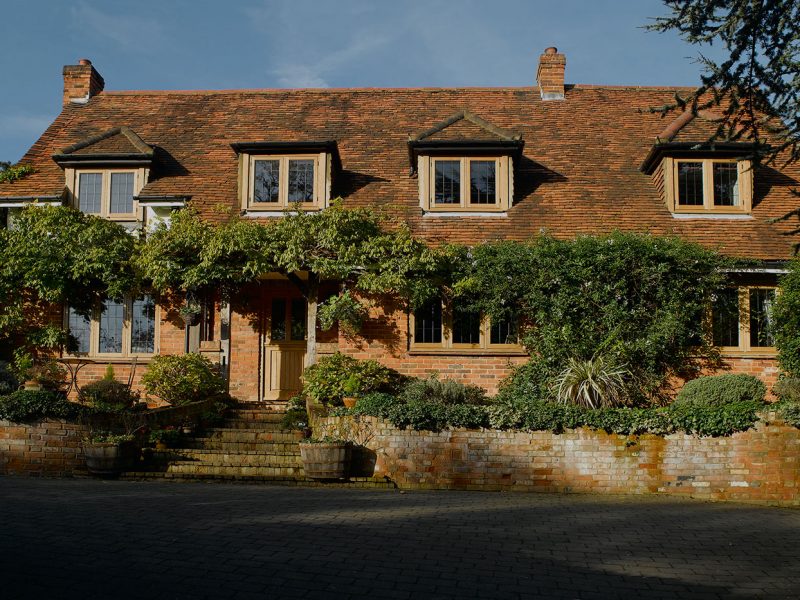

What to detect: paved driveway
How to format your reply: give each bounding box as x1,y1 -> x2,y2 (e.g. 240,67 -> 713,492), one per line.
1,478 -> 798,599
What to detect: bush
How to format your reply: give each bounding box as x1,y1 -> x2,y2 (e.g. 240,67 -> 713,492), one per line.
399,376 -> 487,406
773,377 -> 800,403
0,360 -> 18,394
0,390 -> 79,422
555,355 -> 629,408
774,256 -> 800,377
148,427 -> 182,447
666,400 -> 763,436
674,374 -> 766,407
350,392 -> 402,419
141,353 -> 226,405
777,401 -> 800,427
81,379 -> 140,411
280,397 -> 309,431
302,352 -> 402,406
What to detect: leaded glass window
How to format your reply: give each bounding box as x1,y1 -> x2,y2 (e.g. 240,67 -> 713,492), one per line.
110,172 -> 134,214
749,288 -> 775,348
67,308 -> 91,354
254,160 -> 280,203
99,300 -> 124,354
78,173 -> 103,214
452,308 -> 481,345
677,162 -> 704,206
414,300 -> 443,344
469,161 -> 496,205
288,159 -> 315,203
713,163 -> 739,206
434,161 -> 461,205
131,295 -> 156,354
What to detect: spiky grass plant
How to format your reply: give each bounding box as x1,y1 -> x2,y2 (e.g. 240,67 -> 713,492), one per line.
555,355 -> 629,409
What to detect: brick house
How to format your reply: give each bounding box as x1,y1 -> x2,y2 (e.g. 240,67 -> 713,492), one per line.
1,50 -> 797,401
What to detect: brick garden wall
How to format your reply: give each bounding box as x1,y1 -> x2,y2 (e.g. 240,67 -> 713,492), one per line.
318,415 -> 800,506
0,419 -> 88,477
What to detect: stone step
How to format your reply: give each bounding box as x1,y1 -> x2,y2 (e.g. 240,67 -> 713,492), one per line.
182,439 -> 301,453
119,471 -> 397,489
200,428 -> 304,444
229,402 -> 288,414
224,411 -> 286,424
218,420 -> 287,431
149,449 -> 302,467
160,463 -> 305,478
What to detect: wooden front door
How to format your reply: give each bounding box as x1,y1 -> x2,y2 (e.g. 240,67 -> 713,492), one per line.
263,297 -> 307,401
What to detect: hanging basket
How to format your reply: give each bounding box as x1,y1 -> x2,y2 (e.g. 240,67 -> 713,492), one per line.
299,442 -> 351,480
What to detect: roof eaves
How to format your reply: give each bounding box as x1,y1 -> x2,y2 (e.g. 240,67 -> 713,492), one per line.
640,141 -> 762,174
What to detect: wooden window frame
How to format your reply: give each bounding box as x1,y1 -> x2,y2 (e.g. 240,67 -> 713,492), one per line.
664,157 -> 753,214
409,300 -> 524,355
419,156 -> 511,213
708,285 -> 777,357
63,295 -> 159,360
69,168 -> 143,221
241,153 -> 329,212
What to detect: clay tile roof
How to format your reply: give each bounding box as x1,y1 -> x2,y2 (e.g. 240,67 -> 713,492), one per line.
54,126 -> 153,162
410,110 -> 522,142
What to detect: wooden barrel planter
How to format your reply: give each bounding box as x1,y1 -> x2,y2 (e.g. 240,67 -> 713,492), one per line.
299,442 -> 351,480
84,441 -> 139,477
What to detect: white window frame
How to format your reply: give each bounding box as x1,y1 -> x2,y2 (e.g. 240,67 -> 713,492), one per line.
664,157 -> 753,214
64,295 -> 159,359
240,153 -> 330,212
419,156 -> 512,213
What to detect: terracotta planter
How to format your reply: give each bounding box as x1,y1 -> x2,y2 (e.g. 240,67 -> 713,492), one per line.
155,441 -> 168,450
299,442 -> 351,480
342,397 -> 357,409
84,441 -> 138,477
23,380 -> 42,391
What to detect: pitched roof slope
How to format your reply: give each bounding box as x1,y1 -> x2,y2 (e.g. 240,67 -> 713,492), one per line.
3,85 -> 798,259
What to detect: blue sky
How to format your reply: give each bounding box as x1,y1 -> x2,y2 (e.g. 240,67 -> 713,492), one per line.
0,0 -> 719,162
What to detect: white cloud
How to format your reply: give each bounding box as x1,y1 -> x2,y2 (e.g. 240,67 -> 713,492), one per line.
70,1 -> 165,51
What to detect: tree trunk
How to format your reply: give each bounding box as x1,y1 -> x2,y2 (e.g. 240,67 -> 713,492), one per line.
305,274 -> 319,368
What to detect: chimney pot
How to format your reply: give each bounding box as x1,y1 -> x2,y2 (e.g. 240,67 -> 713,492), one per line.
63,59 -> 104,106
536,47 -> 566,101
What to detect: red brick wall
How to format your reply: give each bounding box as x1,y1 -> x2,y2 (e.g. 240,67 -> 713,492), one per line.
0,419 -> 88,477
319,415 -> 800,506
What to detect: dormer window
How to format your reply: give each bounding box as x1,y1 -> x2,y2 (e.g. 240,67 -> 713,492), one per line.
75,170 -> 138,219
674,159 -> 749,212
421,156 -> 510,212
231,141 -> 339,214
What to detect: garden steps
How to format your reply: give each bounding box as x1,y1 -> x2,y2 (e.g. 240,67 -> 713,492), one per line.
149,448 -> 302,468
119,471 -> 397,489
199,428 -> 303,443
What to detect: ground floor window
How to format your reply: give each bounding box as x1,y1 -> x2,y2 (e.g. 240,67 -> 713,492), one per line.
710,286 -> 776,354
65,294 -> 157,357
411,298 -> 520,351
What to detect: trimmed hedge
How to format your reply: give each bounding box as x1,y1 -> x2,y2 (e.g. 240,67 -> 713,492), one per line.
141,353 -> 226,405
342,392 -> 763,437
0,390 -> 80,423
675,374 -> 766,407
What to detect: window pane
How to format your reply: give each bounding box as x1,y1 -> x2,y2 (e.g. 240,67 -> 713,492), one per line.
131,295 -> 156,354
469,161 -> 496,205
99,300 -> 124,354
78,173 -> 102,214
490,314 -> 519,345
750,289 -> 775,348
414,300 -> 442,344
288,159 -> 315,203
434,161 -> 461,205
452,308 -> 481,344
271,299 -> 286,341
110,172 -> 134,214
254,160 -> 280,203
677,162 -> 704,206
713,163 -> 739,206
290,299 -> 306,341
67,307 -> 91,354
712,288 -> 740,347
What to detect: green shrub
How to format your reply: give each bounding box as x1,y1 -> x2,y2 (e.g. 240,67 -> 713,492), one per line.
81,379 -> 140,411
350,392 -> 402,419
280,397 -> 309,431
399,375 -> 487,406
773,377 -> 800,403
666,400 -> 762,436
674,374 -> 766,407
0,360 -> 18,394
302,352 -> 402,406
777,402 -> 800,427
0,390 -> 79,422
555,355 -> 629,408
774,256 -> 800,377
141,353 -> 226,406
148,427 -> 182,446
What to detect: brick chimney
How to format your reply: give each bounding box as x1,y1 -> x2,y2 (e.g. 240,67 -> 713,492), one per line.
62,59 -> 104,106
536,47 -> 566,101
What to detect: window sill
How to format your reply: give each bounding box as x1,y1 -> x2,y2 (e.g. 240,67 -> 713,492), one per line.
60,356 -> 156,364
408,348 -> 527,357
423,211 -> 508,218
243,207 -> 322,217
719,351 -> 777,359
671,212 -> 753,220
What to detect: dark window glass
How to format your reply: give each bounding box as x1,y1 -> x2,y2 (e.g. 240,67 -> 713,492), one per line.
490,314 -> 519,345
290,299 -> 306,341
686,305 -> 705,347
254,160 -> 280,203
78,173 -> 102,214
131,295 -> 156,354
67,307 -> 91,354
749,289 -> 775,348
99,300 -> 124,354
713,162 -> 739,206
469,161 -> 496,204
434,160 -> 461,205
110,172 -> 134,214
414,300 -> 442,344
677,162 -> 704,206
452,308 -> 481,345
271,299 -> 286,341
712,288 -> 740,347
288,159 -> 315,202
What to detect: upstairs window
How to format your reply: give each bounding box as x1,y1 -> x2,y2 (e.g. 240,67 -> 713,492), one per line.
419,156 -> 511,213
244,155 -> 325,211
411,298 -> 521,352
73,170 -> 138,219
667,158 -> 752,214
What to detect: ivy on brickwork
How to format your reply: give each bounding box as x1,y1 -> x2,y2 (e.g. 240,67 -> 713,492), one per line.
0,164 -> 34,184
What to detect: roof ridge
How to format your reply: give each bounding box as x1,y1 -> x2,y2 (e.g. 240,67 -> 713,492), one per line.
58,125 -> 153,156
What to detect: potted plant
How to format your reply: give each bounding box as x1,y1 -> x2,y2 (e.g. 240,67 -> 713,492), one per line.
299,437 -> 352,480
149,426 -> 182,450
83,431 -> 139,477
342,374 -> 360,408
